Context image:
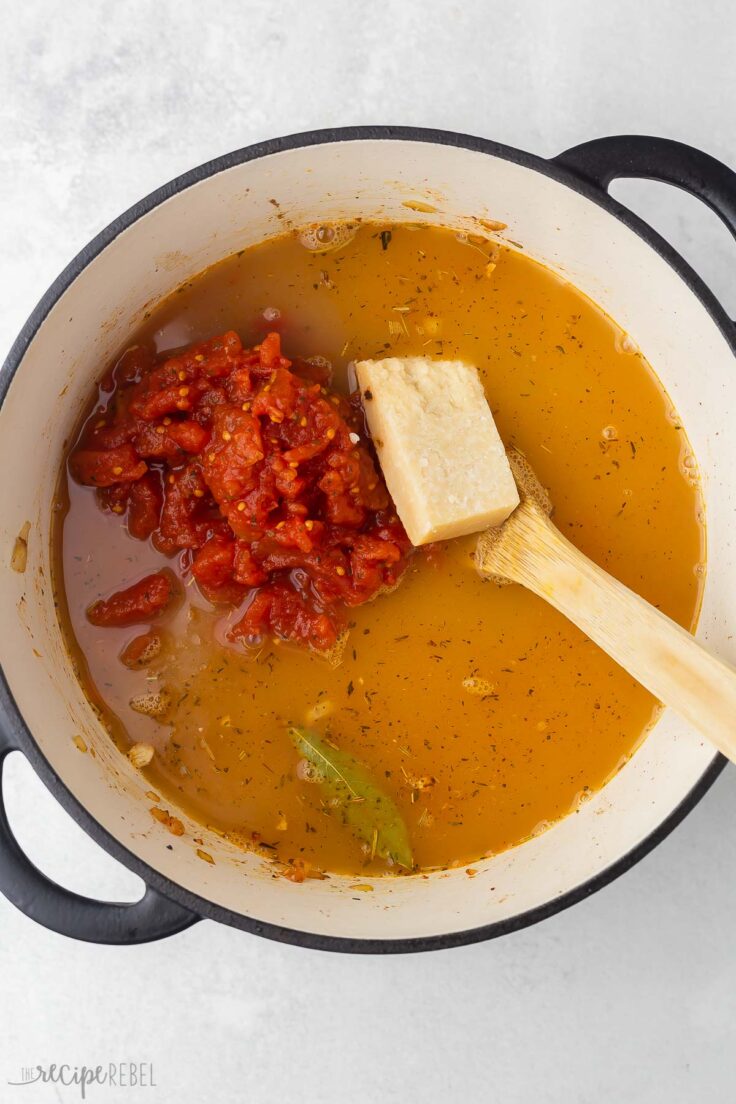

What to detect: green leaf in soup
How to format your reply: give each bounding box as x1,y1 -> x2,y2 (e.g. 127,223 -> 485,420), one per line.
289,727 -> 414,870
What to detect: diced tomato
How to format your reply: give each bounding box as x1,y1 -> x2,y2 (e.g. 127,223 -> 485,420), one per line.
156,465 -> 210,551
282,439 -> 329,465
267,516 -> 321,553
203,406 -> 265,506
172,330 -> 244,381
325,492 -> 365,528
70,445 -> 147,487
128,474 -> 163,540
229,587 -> 274,641
347,534 -> 401,602
70,330 -> 414,653
165,420 -> 210,453
258,331 -> 289,371
229,582 -> 338,651
223,463 -> 279,535
194,386 -> 228,422
197,579 -> 248,606
87,572 -> 176,627
97,483 -> 131,515
269,454 -> 308,502
268,586 -> 338,650
85,421 -> 138,450
224,505 -> 265,541
251,367 -> 301,422
130,382 -> 193,421
191,535 -> 235,589
132,412 -> 211,462
226,367 -> 253,404
133,422 -> 181,461
233,541 -> 267,587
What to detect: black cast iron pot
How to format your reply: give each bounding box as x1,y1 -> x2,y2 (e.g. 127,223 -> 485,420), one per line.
1,129 -> 734,951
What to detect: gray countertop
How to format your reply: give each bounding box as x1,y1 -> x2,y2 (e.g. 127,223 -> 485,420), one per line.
1,2 -> 735,1101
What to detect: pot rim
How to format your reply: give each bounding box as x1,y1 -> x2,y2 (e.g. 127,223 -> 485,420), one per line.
0,125 -> 730,954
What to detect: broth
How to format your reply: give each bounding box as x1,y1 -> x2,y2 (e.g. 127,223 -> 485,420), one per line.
55,222 -> 704,876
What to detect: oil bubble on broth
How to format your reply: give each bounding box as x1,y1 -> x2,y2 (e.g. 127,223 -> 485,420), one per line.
298,222 -> 359,253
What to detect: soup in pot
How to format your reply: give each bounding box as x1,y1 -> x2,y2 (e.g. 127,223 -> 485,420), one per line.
54,221 -> 704,878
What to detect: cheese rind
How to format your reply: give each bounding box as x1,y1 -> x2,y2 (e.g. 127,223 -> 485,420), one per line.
355,357 -> 520,545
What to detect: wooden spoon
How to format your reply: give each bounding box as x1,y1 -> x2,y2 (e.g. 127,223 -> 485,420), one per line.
475,450 -> 736,762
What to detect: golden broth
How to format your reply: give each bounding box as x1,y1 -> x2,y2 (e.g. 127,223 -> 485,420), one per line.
55,222 -> 704,876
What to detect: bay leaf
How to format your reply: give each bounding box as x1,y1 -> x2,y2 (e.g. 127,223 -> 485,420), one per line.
289,727 -> 413,869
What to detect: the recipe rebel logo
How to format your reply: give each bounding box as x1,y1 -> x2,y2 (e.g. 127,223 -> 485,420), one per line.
7,1062 -> 157,1098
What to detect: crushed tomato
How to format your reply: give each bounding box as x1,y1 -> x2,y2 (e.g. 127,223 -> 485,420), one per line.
71,331 -> 413,651
86,572 -> 176,627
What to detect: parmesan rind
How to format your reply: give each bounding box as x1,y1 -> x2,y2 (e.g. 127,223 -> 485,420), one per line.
355,357 -> 520,545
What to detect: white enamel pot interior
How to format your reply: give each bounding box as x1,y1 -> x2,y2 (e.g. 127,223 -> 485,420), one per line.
1,130 -> 734,951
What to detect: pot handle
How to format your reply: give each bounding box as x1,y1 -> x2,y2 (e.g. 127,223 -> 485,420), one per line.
0,729 -> 199,944
553,134 -> 736,240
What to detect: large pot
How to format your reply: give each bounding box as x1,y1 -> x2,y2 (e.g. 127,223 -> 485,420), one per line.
1,128 -> 734,952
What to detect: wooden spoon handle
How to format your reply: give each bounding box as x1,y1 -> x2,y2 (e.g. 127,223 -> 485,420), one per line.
476,503 -> 736,762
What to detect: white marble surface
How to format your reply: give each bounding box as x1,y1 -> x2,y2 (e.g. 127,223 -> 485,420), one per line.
1,2 -> 735,1101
